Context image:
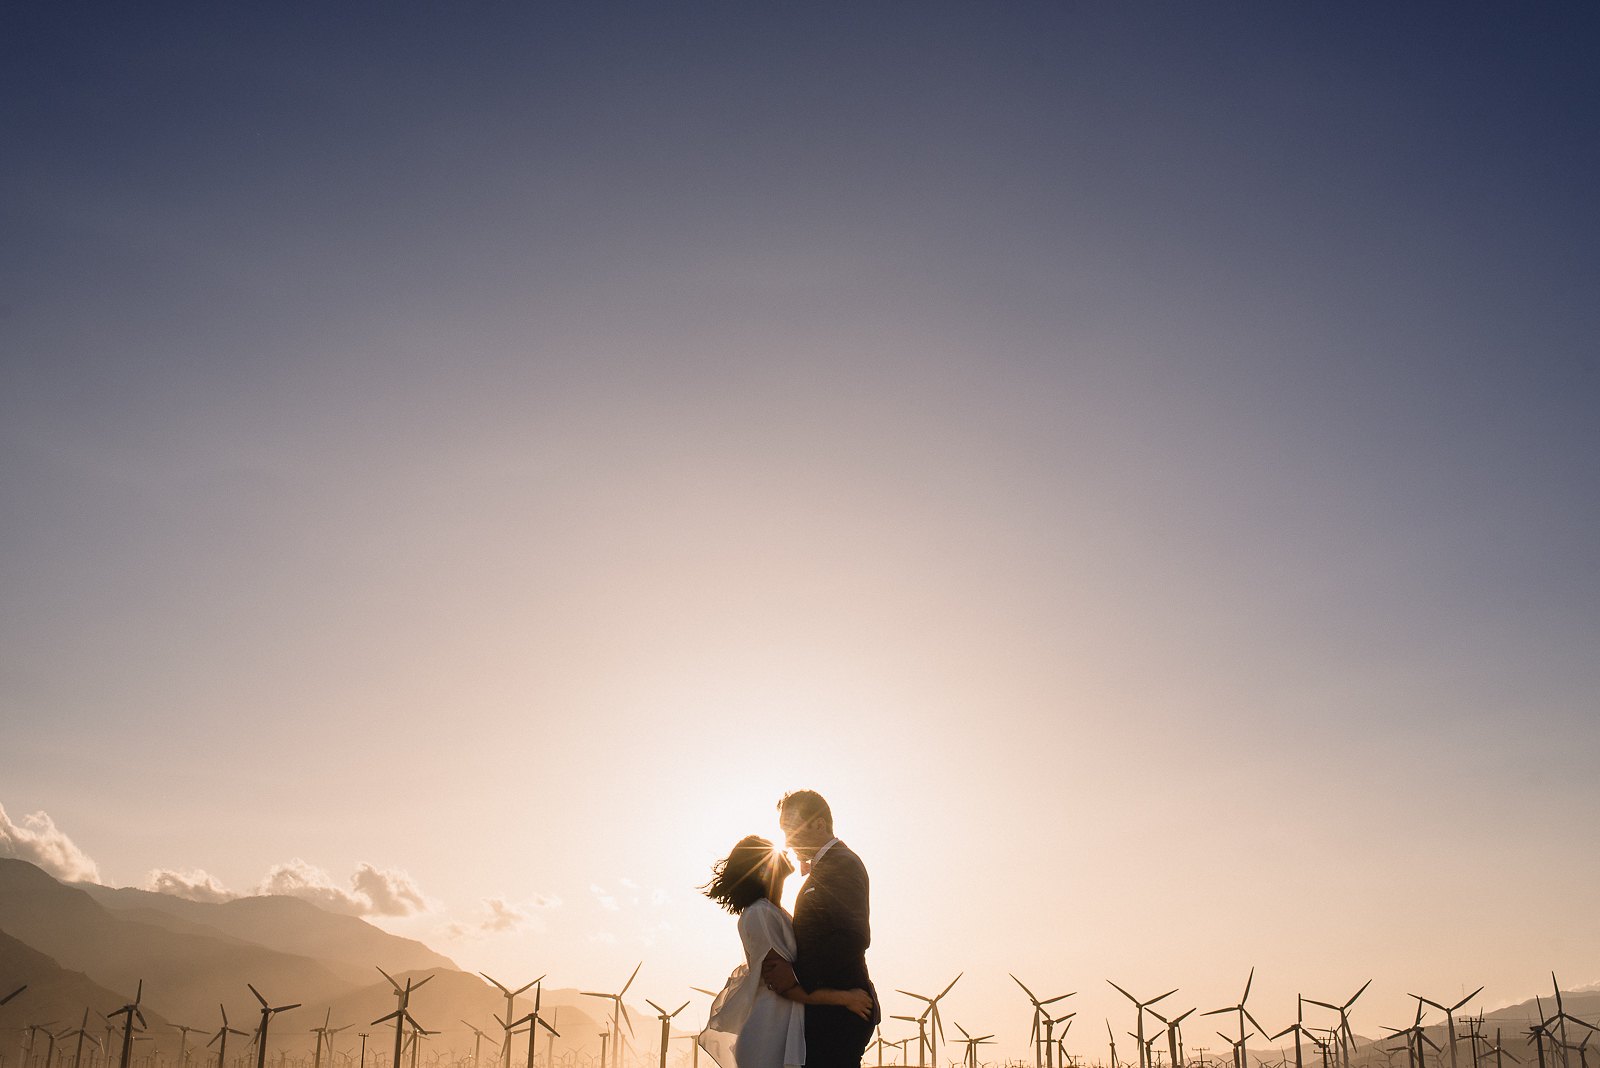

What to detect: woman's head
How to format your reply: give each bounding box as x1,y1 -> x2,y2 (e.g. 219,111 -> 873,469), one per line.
702,835 -> 794,914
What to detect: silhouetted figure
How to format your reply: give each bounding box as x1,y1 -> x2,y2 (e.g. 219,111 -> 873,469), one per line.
766,790 -> 880,1068
699,834 -> 872,1068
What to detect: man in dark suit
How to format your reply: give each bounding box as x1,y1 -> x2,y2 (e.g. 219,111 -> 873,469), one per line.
763,789 -> 881,1068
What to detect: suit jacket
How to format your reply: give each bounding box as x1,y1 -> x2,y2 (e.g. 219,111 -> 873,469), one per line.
792,840 -> 879,1026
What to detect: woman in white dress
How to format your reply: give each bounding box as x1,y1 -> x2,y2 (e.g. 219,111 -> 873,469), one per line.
699,836 -> 873,1068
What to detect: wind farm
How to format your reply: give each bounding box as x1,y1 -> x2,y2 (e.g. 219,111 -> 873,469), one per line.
3,854 -> 1598,1068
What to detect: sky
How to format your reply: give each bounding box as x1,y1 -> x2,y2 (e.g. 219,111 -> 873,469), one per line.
3,2 -> 1599,1062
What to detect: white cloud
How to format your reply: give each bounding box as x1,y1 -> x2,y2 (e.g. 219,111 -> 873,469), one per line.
256,858 -> 429,917
590,884 -> 620,911
481,898 -> 530,933
145,868 -> 236,903
350,863 -> 427,916
0,803 -> 100,883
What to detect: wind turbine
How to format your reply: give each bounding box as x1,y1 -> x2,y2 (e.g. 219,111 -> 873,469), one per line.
644,1003 -> 688,1068
507,995 -> 557,1068
1108,983 -> 1177,1068
375,970 -> 433,1068
1044,1014 -> 1077,1068
1409,988 -> 1483,1068
952,1026 -> 993,1068
206,1006 -> 247,1068
482,977 -> 540,1068
62,1010 -> 103,1068
1011,977 -> 1074,1068
583,965 -> 641,1068
1153,1009 -> 1196,1068
1204,971 -> 1266,1068
1384,1002 -> 1439,1068
1304,983 -> 1371,1068
312,1011 -> 352,1068
890,1016 -> 931,1068
1545,976 -> 1598,1068
896,974 -> 961,1068
461,1023 -> 498,1068
1216,1031 -> 1255,1068
1108,1021 -> 1121,1068
39,1022 -> 64,1068
245,986 -> 299,1068
109,982 -> 149,1068
167,1025 -> 205,1068
1268,999 -> 1321,1068
1483,1029 -> 1522,1068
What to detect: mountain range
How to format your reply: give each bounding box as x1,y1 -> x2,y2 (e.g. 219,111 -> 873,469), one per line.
0,859 -> 622,1063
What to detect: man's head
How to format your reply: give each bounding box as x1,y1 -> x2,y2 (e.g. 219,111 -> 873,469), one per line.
777,789 -> 835,856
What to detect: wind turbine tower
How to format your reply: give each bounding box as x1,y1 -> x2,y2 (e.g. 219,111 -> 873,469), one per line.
1108,982 -> 1177,1068
583,965 -> 642,1068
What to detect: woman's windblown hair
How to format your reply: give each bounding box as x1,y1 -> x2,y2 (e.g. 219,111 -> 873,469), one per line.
702,834 -> 785,914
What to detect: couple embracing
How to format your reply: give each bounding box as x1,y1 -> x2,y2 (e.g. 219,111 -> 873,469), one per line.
699,790 -> 879,1068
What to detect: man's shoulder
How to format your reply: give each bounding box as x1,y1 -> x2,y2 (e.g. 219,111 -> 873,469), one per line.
816,840 -> 867,878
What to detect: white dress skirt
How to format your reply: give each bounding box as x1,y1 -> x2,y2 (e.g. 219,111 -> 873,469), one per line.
699,898 -> 806,1068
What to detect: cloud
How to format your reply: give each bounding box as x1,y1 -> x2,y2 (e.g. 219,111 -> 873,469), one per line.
0,804 -> 100,883
481,898 -> 530,933
350,863 -> 427,915
256,858 -> 428,917
590,884 -> 620,911
445,893 -> 561,940
145,868 -> 236,903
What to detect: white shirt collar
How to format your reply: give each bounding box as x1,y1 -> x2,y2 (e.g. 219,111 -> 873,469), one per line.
812,837 -> 841,864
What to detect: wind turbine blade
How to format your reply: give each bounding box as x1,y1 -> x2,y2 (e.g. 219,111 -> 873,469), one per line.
248,986 -> 267,1008
372,1012 -> 401,1027
1346,982 -> 1373,1010
672,1004 -> 690,1018
1108,982 -> 1138,1005
1242,970 -> 1255,1004
1453,989 -> 1486,1012
1012,976 -> 1040,1003
646,1002 -> 666,1017
621,964 -> 643,997
939,975 -> 964,1000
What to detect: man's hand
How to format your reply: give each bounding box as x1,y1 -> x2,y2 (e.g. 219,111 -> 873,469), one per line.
760,948 -> 799,995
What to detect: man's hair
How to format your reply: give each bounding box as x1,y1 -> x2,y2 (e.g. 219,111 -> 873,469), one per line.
777,789 -> 834,833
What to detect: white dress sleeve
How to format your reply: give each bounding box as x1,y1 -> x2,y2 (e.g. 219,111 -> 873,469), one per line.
699,901 -> 805,1068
